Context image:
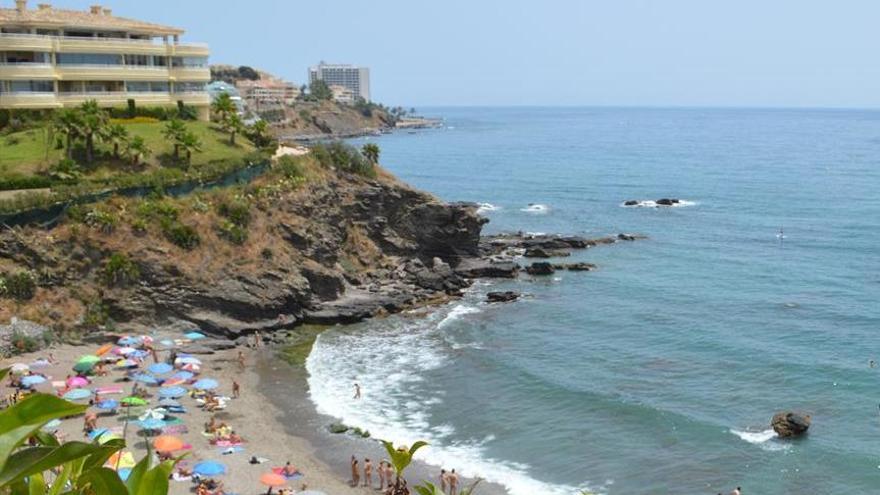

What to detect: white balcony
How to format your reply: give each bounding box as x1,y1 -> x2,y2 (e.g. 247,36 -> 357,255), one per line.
0,92 -> 60,108
0,63 -> 55,79
55,64 -> 172,81
0,33 -> 209,56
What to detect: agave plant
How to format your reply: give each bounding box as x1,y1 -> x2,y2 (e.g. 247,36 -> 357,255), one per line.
381,440 -> 429,495
0,368 -> 175,494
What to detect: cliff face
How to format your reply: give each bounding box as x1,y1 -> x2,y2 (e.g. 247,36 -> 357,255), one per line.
0,166 -> 486,337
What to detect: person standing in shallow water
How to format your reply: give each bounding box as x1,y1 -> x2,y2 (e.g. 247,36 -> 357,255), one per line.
353,383 -> 361,399
730,487 -> 742,495
363,458 -> 373,488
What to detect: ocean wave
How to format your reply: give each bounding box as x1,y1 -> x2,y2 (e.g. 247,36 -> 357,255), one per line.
520,203 -> 550,214
438,304 -> 481,329
305,304 -> 592,495
730,428 -> 788,451
476,202 -> 501,214
621,200 -> 697,208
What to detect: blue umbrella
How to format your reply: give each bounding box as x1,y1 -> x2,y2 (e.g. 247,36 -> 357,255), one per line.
192,461 -> 226,476
130,350 -> 150,359
171,371 -> 194,381
158,387 -> 187,398
117,336 -> 140,346
118,468 -> 132,481
138,418 -> 166,430
192,378 -> 219,391
96,399 -> 119,410
63,389 -> 92,401
21,375 -> 46,387
185,332 -> 206,340
148,363 -> 173,375
160,339 -> 175,348
158,398 -> 181,408
132,374 -> 159,385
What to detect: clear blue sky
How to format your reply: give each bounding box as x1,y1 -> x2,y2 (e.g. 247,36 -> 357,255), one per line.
37,0 -> 880,107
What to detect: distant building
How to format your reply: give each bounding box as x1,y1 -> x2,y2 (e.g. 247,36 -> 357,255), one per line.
308,62 -> 369,102
206,81 -> 244,114
328,84 -> 355,104
0,0 -> 211,120
235,79 -> 299,109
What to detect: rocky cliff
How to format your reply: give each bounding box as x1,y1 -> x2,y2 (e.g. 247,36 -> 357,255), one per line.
0,159 -> 486,338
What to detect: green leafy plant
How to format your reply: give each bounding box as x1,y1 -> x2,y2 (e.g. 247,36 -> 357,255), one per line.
161,220 -> 200,249
382,440 -> 428,495
0,271 -> 37,301
102,253 -> 141,287
361,143 -> 380,164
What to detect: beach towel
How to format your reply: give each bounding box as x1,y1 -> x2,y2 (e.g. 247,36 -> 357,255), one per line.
214,440 -> 244,447
51,381 -> 65,389
220,446 -> 244,455
271,467 -> 304,480
249,456 -> 270,465
96,386 -> 123,395
161,425 -> 188,435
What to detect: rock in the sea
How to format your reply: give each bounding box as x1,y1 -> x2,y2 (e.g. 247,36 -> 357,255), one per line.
524,247 -> 571,258
525,262 -> 555,276
624,200 -> 639,206
559,262 -> 597,271
656,198 -> 680,206
771,411 -> 811,438
486,291 -> 520,303
454,258 -> 519,279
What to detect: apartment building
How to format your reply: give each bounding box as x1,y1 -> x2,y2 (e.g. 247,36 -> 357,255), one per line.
308,62 -> 369,102
235,78 -> 300,109
0,0 -> 211,119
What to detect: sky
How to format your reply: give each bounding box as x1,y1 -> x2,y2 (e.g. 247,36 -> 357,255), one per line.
23,0 -> 880,107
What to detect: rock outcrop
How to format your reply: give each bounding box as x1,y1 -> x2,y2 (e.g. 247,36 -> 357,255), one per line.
525,262 -> 555,276
486,291 -> 520,303
771,411 -> 811,438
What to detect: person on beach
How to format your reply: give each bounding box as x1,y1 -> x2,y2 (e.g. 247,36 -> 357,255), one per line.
353,383 -> 361,399
448,469 -> 459,495
440,469 -> 448,493
282,461 -> 297,477
385,462 -> 394,489
378,461 -> 386,490
364,458 -> 373,488
232,380 -> 240,399
350,456 -> 360,487
237,351 -> 246,370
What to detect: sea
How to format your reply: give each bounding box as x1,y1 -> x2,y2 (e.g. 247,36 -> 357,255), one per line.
303,107 -> 880,495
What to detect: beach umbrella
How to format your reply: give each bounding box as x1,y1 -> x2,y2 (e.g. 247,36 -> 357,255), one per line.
87,428 -> 109,440
63,389 -> 92,401
185,332 -> 206,340
116,359 -> 139,369
260,472 -> 287,488
10,363 -> 29,374
181,364 -> 200,373
117,468 -> 132,481
72,362 -> 94,374
96,399 -> 119,411
138,418 -> 166,431
66,376 -> 89,388
106,451 -> 136,470
157,398 -> 181,408
192,461 -> 226,477
120,396 -> 148,407
153,435 -> 185,453
130,350 -> 150,360
158,387 -> 187,399
133,373 -> 159,385
192,378 -> 218,391
148,363 -> 173,375
21,375 -> 46,387
117,336 -> 140,346
42,419 -> 62,431
161,378 -> 186,387
77,355 -> 100,365
114,347 -> 136,356
95,343 -> 114,356
138,408 -> 166,421
29,359 -> 50,369
171,371 -> 194,381
176,356 -> 202,365
160,339 -> 175,348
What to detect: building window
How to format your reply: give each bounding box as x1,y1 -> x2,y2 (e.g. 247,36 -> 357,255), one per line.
153,56 -> 168,67
0,51 -> 50,64
125,81 -> 150,92
174,82 -> 206,93
84,81 -> 124,92
8,80 -> 54,93
124,54 -> 150,66
57,53 -> 123,65
172,57 -> 208,68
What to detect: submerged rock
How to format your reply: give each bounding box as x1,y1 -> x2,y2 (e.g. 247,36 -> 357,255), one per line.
771,411 -> 811,438
557,262 -> 597,271
454,259 -> 519,278
524,247 -> 571,258
655,198 -> 680,206
486,291 -> 520,303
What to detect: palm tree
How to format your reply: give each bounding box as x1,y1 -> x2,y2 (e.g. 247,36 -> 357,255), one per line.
247,119 -> 272,147
125,135 -> 152,166
178,131 -> 202,164
163,119 -> 187,161
211,92 -> 235,122
53,108 -> 83,159
222,113 -> 243,145
79,100 -> 108,164
106,123 -> 130,159
361,143 -> 380,164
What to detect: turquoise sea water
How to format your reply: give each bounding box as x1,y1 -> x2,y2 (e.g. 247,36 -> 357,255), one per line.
305,108 -> 880,495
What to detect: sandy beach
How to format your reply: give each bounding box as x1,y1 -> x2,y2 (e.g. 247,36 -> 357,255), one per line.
0,336 -> 380,495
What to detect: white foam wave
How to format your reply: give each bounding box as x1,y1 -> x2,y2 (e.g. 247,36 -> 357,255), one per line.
730,428 -> 788,451
621,199 -> 697,208
305,304 -> 589,495
438,304 -> 480,329
520,203 -> 550,214
476,202 -> 501,214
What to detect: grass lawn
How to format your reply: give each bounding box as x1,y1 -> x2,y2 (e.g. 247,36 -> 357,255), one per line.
0,121 -> 255,182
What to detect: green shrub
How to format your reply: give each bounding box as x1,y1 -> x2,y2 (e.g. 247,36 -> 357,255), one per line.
161,220 -> 200,249
217,220 -> 247,245
102,253 -> 141,287
276,155 -> 305,179
0,174 -> 53,191
1,271 -> 37,300
9,331 -> 41,354
217,198 -> 250,227
82,299 -> 110,328
48,158 -> 82,183
311,141 -> 375,177
84,208 -> 118,233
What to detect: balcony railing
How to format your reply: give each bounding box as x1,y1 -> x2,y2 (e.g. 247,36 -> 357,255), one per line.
0,32 -> 208,49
